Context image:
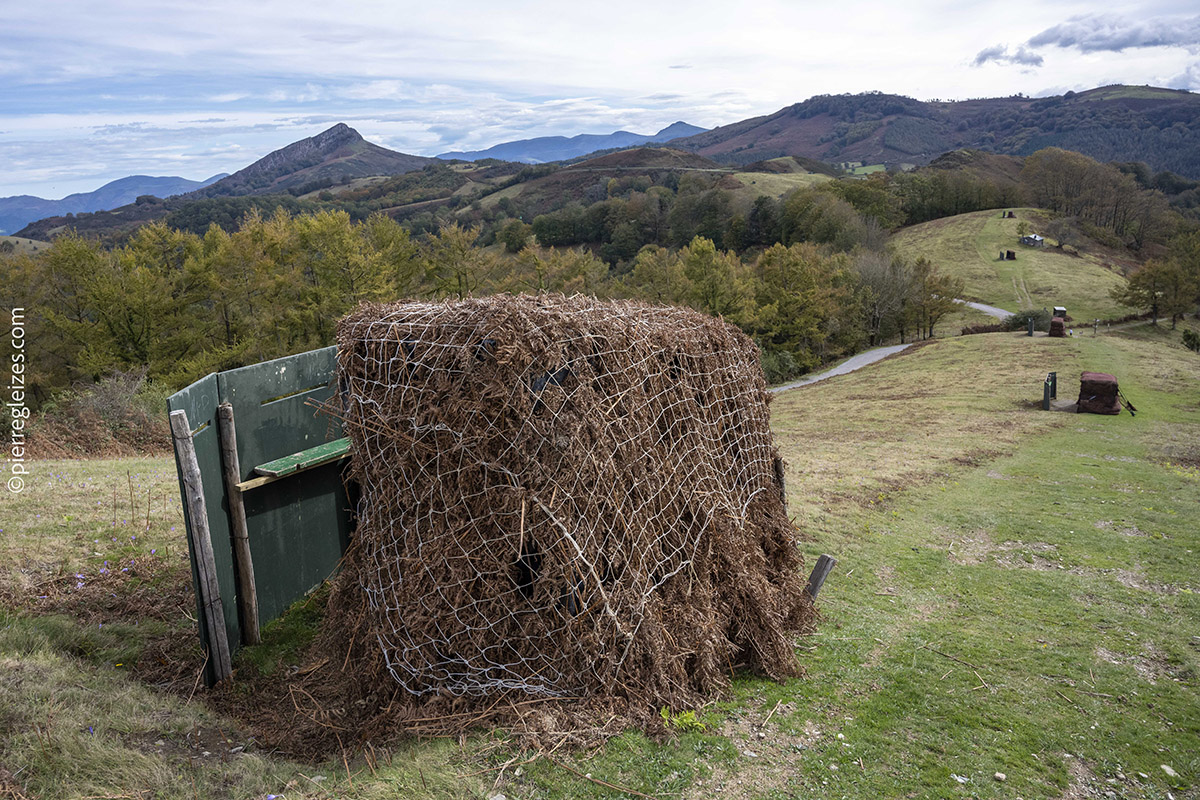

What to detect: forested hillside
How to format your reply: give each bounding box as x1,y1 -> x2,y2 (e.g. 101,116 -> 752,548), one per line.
670,85 -> 1200,178
0,174 -> 226,235
6,139 -> 1200,420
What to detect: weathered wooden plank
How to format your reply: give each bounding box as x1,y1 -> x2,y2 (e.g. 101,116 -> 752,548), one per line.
217,403 -> 261,645
170,409 -> 233,682
252,437 -> 350,478
805,553 -> 837,599
167,373 -> 241,685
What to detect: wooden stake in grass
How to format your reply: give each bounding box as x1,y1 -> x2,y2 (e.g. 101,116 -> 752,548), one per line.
217,403 -> 261,645
170,409 -> 232,683
805,554 -> 837,599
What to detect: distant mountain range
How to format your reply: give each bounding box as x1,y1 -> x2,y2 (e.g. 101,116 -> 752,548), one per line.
668,85 -> 1200,178
14,124 -> 436,239
0,174 -> 225,235
12,85 -> 1200,240
437,121 -> 706,164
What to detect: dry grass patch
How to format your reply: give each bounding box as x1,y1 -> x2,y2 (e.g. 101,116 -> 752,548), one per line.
772,332 -> 1069,521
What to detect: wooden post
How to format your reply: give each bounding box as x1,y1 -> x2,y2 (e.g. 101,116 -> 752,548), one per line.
805,554 -> 837,599
170,409 -> 233,682
773,455 -> 789,514
217,403 -> 261,645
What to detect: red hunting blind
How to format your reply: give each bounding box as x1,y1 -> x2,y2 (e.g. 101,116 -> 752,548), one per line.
1078,371 -> 1122,415
325,294 -> 816,724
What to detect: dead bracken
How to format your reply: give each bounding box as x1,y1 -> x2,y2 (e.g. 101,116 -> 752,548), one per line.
319,293 -> 816,738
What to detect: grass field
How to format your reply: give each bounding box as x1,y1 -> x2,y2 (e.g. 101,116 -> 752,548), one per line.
892,209 -> 1131,322
730,171 -> 831,200
0,235 -> 49,255
2,320 -> 1198,798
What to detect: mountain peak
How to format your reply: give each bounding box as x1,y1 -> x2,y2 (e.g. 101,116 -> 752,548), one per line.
655,121 -> 706,139
193,123 -> 430,199
436,121 -> 708,163
313,122 -> 362,147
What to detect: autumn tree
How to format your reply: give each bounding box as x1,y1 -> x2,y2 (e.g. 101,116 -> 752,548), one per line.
1111,259 -> 1193,327
679,236 -> 748,320
423,223 -> 496,299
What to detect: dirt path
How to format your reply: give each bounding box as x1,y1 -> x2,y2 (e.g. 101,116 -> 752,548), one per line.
770,344 -> 912,393
955,299 -> 1013,319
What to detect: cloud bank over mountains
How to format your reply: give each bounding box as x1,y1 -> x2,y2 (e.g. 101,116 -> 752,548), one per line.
3,1 -> 1199,198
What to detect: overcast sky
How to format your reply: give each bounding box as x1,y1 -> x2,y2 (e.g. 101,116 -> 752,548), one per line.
3,0 -> 1198,198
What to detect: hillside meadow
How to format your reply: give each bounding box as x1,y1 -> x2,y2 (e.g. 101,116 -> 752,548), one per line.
892,208 -> 1132,322
1,317 -> 1197,799
0,235 -> 48,255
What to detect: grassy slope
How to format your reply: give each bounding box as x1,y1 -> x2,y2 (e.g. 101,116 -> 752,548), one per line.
892,209 -> 1130,322
2,322 -> 1198,798
729,171 -> 831,200
1,235 -> 49,255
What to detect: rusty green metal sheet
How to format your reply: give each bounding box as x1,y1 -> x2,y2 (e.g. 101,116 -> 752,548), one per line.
166,372 -> 240,686
253,437 -> 350,478
241,460 -> 353,625
214,346 -> 350,640
217,346 -> 342,473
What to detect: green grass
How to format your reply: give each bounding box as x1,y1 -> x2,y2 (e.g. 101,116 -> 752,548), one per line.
235,586 -> 328,677
1083,85 -> 1186,101
2,324 -> 1198,798
851,164 -> 886,175
762,328 -> 1200,799
892,208 -> 1131,321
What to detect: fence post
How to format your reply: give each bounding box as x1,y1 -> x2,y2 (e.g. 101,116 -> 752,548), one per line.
1043,378 -> 1051,410
1050,371 -> 1057,399
169,409 -> 233,682
217,403 -> 261,645
805,554 -> 837,599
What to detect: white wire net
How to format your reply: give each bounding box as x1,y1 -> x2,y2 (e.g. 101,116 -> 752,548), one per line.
334,294 -> 813,707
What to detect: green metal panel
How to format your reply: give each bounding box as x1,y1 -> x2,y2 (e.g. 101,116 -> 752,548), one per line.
217,346 -> 341,472
215,346 -> 350,635
241,460 -> 354,625
167,372 -> 240,685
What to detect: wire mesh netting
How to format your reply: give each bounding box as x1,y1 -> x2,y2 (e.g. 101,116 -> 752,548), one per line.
330,293 -> 815,718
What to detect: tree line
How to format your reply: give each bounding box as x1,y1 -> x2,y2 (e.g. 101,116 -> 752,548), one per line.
5,144 -> 1198,411
2,207 -> 968,406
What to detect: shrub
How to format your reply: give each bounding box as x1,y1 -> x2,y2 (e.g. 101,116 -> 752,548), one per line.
1003,308 -> 1051,332
759,347 -> 803,384
25,370 -> 171,458
960,323 -> 1007,336
1184,329 -> 1200,353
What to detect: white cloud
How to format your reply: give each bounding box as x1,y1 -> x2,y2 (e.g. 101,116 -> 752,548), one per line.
1028,12 -> 1200,53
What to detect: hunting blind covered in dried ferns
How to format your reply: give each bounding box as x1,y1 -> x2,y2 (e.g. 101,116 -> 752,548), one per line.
327,294 -> 816,729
